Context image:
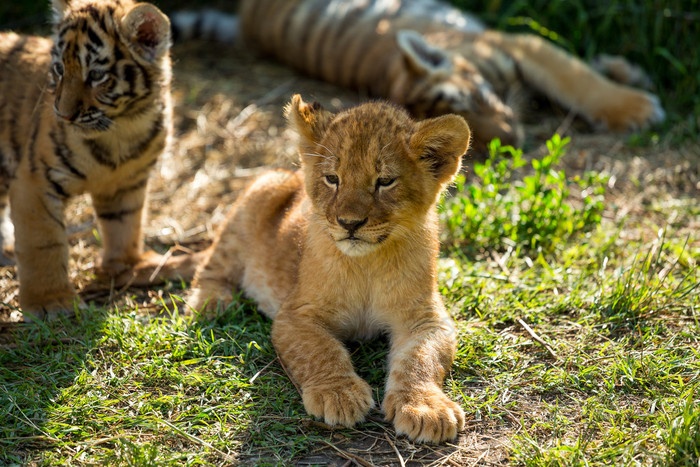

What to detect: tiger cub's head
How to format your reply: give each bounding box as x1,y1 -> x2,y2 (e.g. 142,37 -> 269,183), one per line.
287,95 -> 470,257
49,0 -> 171,133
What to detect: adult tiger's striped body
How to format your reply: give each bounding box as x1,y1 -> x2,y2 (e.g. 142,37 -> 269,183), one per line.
0,0 -> 193,319
237,0 -> 665,148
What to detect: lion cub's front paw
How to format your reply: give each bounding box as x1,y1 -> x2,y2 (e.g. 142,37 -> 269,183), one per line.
383,386 -> 465,443
302,376 -> 375,427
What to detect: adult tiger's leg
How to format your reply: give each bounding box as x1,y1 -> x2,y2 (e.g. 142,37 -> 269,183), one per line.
10,183 -> 76,319
480,31 -> 665,130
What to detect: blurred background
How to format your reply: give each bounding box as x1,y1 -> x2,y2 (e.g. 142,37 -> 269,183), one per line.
1,0 -> 698,134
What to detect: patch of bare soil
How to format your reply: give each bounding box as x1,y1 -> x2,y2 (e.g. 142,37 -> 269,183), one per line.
1,39 -> 698,464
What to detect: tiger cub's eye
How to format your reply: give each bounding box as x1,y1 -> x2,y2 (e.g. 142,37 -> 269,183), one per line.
88,69 -> 107,84
53,62 -> 65,77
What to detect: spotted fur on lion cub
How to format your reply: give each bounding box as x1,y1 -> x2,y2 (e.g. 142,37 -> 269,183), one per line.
187,95 -> 470,443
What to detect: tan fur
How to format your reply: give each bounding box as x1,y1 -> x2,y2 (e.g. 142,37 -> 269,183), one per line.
239,0 -> 664,149
187,95 -> 470,443
0,0 -> 195,319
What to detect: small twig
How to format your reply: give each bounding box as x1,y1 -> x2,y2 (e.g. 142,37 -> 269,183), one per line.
468,449 -> 488,467
552,108 -> 576,140
275,349 -> 302,397
516,318 -> 558,359
383,432 -> 406,467
157,417 -> 237,463
249,357 -> 278,384
322,440 -> 378,467
489,249 -> 512,277
148,248 -> 174,283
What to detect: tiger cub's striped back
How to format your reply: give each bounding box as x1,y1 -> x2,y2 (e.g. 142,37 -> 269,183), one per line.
0,0 -> 190,319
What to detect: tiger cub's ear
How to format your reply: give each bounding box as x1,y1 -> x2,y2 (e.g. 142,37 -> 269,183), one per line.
397,30 -> 453,78
410,114 -> 470,187
122,3 -> 171,62
285,94 -> 334,154
50,0 -> 71,22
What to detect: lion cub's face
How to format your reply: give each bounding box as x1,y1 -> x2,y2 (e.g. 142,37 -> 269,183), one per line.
287,95 -> 471,257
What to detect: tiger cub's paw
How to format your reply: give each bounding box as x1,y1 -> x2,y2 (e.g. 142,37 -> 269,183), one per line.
302,375 -> 375,427
383,385 -> 465,444
22,296 -> 85,322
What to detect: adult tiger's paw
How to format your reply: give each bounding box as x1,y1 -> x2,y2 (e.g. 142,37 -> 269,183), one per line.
302,376 -> 375,427
383,386 -> 465,444
593,88 -> 665,132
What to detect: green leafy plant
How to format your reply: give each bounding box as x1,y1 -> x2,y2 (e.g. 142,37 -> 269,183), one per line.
442,135 -> 607,255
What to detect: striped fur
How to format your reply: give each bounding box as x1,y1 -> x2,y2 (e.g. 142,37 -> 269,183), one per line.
0,0 -> 180,318
234,0 -> 665,148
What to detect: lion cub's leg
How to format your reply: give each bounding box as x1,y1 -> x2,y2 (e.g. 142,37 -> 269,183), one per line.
272,308 -> 376,427
382,311 -> 465,443
186,241 -> 243,316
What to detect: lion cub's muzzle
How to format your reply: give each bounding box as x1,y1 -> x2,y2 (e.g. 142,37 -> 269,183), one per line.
330,216 -> 390,257
337,216 -> 368,238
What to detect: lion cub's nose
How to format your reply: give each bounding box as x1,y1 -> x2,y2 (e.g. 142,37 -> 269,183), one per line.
337,217 -> 368,235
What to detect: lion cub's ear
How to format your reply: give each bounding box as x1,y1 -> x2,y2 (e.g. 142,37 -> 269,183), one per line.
286,94 -> 334,154
410,114 -> 471,186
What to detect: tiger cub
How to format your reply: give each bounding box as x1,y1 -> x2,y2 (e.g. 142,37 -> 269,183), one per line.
235,0 -> 665,149
0,0 -> 191,319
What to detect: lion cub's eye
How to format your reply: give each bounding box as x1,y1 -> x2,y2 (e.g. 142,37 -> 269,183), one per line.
376,177 -> 396,189
324,174 -> 339,186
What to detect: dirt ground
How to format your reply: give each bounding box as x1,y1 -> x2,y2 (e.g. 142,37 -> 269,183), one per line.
1,38 -> 698,465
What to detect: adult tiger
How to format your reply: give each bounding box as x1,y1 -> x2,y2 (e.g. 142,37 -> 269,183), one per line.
0,0 -> 197,319
233,0 -> 665,148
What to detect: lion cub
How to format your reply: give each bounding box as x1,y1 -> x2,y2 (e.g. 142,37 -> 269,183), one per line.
187,95 -> 470,443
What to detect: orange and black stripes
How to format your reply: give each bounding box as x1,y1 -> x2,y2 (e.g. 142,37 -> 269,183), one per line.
0,0 -> 173,315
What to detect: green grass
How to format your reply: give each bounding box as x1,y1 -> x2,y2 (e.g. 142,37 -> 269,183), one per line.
3,136 -> 697,465
1,1 -> 699,465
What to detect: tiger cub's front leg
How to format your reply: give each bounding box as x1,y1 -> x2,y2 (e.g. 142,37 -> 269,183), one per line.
383,309 -> 465,443
272,306 -> 376,427
11,184 -> 76,319
91,178 -> 150,285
